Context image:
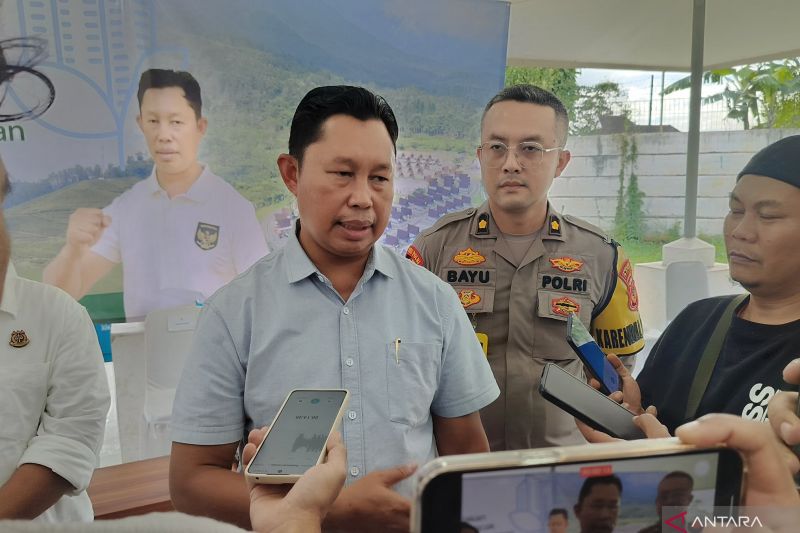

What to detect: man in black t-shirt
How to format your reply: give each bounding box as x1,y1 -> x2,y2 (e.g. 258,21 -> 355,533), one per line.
614,136 -> 800,434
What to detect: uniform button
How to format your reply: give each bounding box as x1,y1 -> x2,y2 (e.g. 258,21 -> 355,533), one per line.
350,466 -> 360,477
348,410 -> 357,420
343,307 -> 350,315
345,358 -> 354,367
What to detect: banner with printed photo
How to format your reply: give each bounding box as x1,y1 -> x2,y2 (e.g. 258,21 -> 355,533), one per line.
0,0 -> 508,320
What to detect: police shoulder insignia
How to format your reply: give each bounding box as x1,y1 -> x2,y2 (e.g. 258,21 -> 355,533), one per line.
405,245 -> 424,266
551,296 -> 580,317
458,289 -> 481,309
9,330 -> 29,348
617,259 -> 639,311
476,213 -> 490,235
549,256 -> 584,273
195,222 -> 220,251
453,247 -> 486,266
548,215 -> 562,236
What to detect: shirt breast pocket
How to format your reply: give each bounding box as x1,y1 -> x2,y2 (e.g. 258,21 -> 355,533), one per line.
385,342 -> 441,427
0,361 -> 49,443
533,290 -> 593,360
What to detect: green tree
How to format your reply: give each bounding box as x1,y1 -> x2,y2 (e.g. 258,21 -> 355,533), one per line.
504,66 -> 580,120
663,60 -> 800,129
572,82 -> 627,135
504,67 -> 627,136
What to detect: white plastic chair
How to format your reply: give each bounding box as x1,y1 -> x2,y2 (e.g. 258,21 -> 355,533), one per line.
140,305 -> 200,458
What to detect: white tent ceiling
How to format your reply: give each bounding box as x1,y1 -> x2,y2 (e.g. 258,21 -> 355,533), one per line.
506,0 -> 800,71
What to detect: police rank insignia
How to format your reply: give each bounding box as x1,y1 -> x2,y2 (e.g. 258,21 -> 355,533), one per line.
9,330 -> 29,348
453,247 -> 486,266
548,215 -> 562,236
195,222 -> 220,251
476,213 -> 490,235
458,289 -> 481,309
549,256 -> 584,273
551,296 -> 580,317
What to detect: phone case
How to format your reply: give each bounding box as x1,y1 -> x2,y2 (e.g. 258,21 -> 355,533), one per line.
411,439 -> 734,533
244,388 -> 350,484
538,363 -> 642,440
566,313 -> 616,394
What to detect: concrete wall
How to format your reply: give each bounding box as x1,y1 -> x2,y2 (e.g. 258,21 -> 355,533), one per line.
550,129 -> 800,236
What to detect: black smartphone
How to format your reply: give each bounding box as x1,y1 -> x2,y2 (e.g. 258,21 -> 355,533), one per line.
566,313 -> 620,395
413,441 -> 743,533
539,363 -> 644,440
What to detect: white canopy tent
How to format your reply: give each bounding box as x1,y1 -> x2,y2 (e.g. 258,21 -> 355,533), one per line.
507,0 -> 800,72
504,0 -> 800,241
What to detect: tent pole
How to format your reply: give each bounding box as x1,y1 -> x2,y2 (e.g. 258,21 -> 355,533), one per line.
683,0 -> 705,238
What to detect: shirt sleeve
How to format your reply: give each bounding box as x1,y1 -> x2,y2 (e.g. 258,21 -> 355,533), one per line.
90,196 -> 122,264
431,282 -> 500,418
232,201 -> 269,274
18,300 -> 110,493
590,244 -> 644,359
170,301 -> 247,445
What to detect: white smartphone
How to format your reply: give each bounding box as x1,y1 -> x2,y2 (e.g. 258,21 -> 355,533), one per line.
245,389 -> 349,484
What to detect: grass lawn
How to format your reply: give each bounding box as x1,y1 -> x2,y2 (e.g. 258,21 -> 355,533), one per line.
620,234 -> 728,265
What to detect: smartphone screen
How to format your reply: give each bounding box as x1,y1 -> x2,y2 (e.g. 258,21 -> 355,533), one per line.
567,314 -> 620,394
248,389 -> 347,476
418,447 -> 742,532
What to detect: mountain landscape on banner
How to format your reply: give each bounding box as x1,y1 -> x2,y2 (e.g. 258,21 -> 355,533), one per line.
6,0 -> 506,289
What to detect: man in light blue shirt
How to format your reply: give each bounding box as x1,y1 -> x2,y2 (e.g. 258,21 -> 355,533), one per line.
169,86 -> 499,532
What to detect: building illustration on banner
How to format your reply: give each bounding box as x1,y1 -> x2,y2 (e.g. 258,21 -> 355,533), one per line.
13,0 -> 183,168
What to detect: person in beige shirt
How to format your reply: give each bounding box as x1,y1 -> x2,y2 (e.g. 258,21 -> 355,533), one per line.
409,85 -> 643,450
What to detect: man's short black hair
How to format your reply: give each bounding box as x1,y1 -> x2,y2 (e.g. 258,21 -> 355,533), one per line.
288,85 -> 398,165
660,470 -> 694,489
137,69 -> 202,119
549,508 -> 569,519
482,84 -> 569,145
577,475 -> 623,506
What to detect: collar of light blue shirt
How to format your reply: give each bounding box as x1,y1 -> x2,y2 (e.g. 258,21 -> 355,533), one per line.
284,221 -> 397,285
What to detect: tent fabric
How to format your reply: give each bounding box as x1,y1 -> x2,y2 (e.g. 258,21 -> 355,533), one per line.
506,0 -> 800,71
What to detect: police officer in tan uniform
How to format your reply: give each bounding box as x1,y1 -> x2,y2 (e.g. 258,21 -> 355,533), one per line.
408,85 -> 643,450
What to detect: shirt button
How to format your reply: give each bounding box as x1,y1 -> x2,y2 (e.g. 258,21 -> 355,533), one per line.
343,307 -> 350,315
350,466 -> 360,477
348,410 -> 357,420
345,358 -> 354,367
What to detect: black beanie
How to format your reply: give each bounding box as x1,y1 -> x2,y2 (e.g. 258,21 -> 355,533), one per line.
737,135 -> 800,186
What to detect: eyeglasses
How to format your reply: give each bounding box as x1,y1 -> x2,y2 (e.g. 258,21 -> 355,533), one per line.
478,141 -> 563,169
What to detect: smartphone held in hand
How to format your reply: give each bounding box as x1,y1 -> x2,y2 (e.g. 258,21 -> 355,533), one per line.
245,389 -> 349,484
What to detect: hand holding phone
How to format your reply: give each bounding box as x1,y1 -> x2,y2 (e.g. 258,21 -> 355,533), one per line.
413,435 -> 744,533
245,389 -> 349,484
539,363 -> 645,440
566,313 -> 620,395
